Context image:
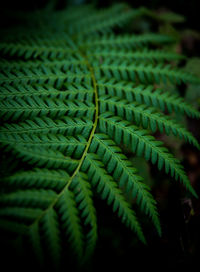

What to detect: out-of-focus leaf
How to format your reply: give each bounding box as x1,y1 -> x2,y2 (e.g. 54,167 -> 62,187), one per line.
181,29 -> 200,40
157,11 -> 186,24
159,24 -> 180,40
184,58 -> 200,77
185,85 -> 200,106
139,8 -> 185,24
184,58 -> 200,106
130,157 -> 153,187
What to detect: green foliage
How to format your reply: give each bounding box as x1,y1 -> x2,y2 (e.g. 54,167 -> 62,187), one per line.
0,2 -> 199,270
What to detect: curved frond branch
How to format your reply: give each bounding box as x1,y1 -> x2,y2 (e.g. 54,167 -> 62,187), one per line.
99,112 -> 198,198
97,79 -> 200,118
87,48 -> 185,63
71,172 -> 98,260
81,33 -> 175,49
55,190 -> 84,260
95,62 -> 200,84
90,133 -> 161,235
81,153 -> 146,243
99,95 -> 200,149
40,208 -> 61,270
0,116 -> 93,138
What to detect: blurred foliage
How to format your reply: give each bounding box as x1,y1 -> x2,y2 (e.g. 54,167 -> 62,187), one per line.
184,58 -> 200,106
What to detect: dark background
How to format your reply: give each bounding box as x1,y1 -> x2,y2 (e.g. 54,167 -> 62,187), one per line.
1,0 -> 200,31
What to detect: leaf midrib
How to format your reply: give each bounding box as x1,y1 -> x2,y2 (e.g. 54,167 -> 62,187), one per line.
28,45 -> 99,229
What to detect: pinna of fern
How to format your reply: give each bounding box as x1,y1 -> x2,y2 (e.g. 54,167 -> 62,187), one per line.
0,2 -> 199,270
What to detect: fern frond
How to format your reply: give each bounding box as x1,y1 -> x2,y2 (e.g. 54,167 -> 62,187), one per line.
0,189 -> 57,208
0,83 -> 93,101
0,133 -> 87,154
70,172 -> 97,259
28,222 -> 45,266
90,134 -> 161,235
56,190 -> 84,260
2,169 -> 69,191
0,2 -> 199,267
87,48 -> 185,63
9,145 -> 79,171
71,4 -> 143,36
0,42 -> 75,60
81,33 -> 175,49
0,59 -> 87,74
0,67 -> 91,87
99,112 -> 198,198
99,95 -> 200,149
0,116 -> 93,138
95,61 -> 200,84
0,218 -> 28,234
0,207 -> 43,223
97,79 -> 200,118
40,208 -> 61,269
0,96 -> 94,121
81,153 -> 146,243
0,31 -> 78,60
